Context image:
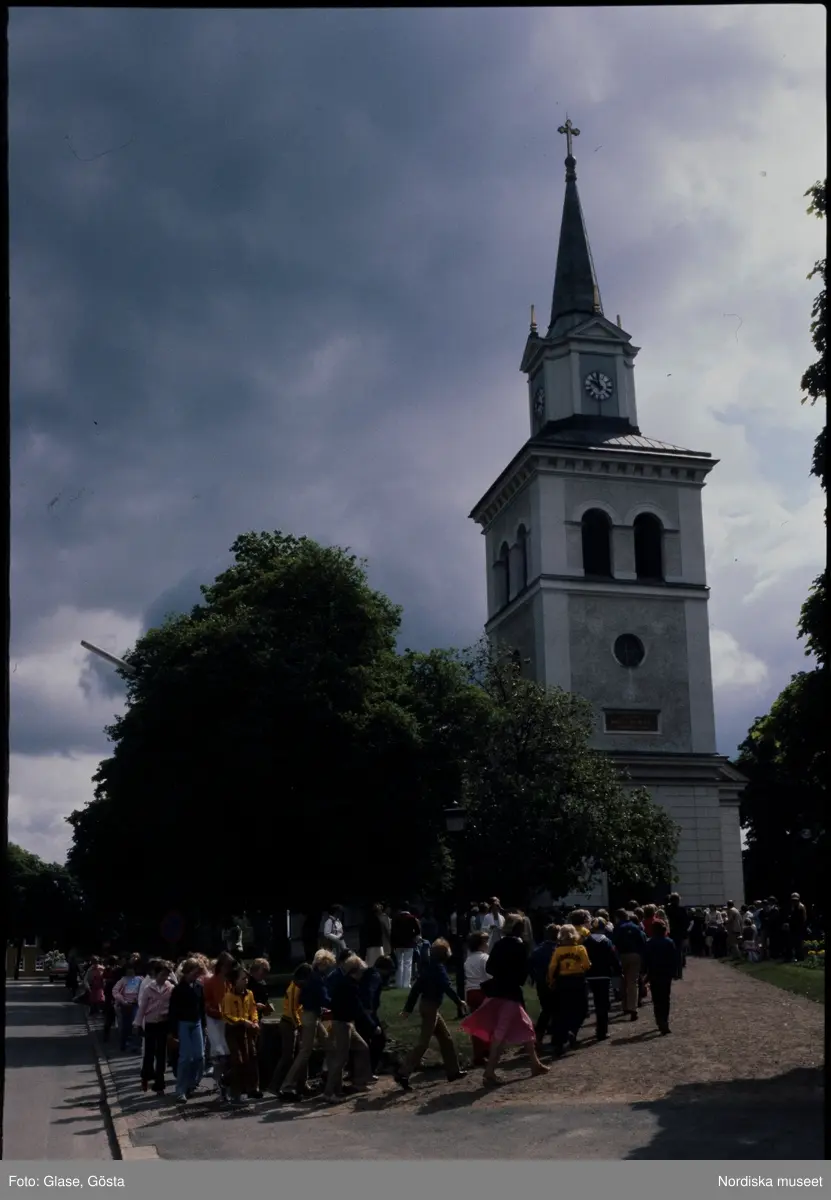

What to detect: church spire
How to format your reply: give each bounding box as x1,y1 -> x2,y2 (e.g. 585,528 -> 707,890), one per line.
548,118 -> 603,337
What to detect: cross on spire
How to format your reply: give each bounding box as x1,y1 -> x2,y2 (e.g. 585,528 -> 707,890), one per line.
557,117 -> 580,159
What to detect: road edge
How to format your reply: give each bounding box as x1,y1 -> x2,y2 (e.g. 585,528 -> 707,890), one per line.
84,1010 -> 160,1161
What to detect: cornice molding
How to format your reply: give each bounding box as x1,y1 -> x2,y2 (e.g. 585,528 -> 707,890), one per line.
471,446 -> 715,530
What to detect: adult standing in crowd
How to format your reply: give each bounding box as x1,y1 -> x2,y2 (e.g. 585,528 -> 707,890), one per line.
391,903 -> 421,990
364,903 -> 387,967
322,906 -> 347,955
784,893 -> 808,962
224,918 -> 244,957
666,894 -> 689,979
482,897 -> 505,950
725,900 -> 743,961
612,909 -> 646,1021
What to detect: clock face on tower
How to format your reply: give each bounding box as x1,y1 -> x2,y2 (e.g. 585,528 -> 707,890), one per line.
584,370 -> 614,402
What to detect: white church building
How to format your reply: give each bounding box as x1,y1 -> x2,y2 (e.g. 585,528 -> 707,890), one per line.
469,120 -> 745,908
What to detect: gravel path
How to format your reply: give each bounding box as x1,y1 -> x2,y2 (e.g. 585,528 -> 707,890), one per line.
372,958 -> 825,1110
98,958 -> 823,1158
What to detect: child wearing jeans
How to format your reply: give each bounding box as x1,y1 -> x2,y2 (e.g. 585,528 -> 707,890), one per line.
221,966 -> 261,1105
112,964 -> 143,1053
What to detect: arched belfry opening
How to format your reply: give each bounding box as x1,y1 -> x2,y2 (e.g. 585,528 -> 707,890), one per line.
516,524 -> 529,591
581,509 -> 613,578
634,513 -> 664,581
495,541 -> 511,608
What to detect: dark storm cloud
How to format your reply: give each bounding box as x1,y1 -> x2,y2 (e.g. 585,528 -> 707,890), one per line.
11,8 -> 538,636
9,7 -> 825,860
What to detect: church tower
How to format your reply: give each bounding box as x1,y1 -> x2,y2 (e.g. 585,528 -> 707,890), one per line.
469,119 -> 745,907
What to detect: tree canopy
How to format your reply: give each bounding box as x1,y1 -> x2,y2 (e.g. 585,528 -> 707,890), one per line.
738,180 -> 827,900
6,843 -> 84,952
459,646 -> 679,906
67,531 -> 681,951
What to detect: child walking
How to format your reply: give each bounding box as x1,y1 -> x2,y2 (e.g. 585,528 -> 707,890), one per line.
324,955 -> 374,1103
463,930 -> 491,1068
642,919 -> 679,1035
169,957 -> 207,1104
134,963 -> 174,1094
247,958 -> 274,1024
279,950 -> 335,1102
269,963 -> 310,1095
221,966 -> 261,1105
461,916 -> 548,1087
394,939 -> 468,1092
85,957 -> 106,1017
112,963 -> 143,1053
547,924 -> 591,1054
202,952 -> 234,1094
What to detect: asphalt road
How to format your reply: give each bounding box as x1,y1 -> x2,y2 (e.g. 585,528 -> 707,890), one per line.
3,980 -> 115,1160
125,1071 -> 825,1160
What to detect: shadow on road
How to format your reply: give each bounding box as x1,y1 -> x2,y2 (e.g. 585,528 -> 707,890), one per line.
626,1067 -> 825,1159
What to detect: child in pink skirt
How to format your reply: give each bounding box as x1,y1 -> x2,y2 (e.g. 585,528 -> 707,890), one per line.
460,915 -> 549,1087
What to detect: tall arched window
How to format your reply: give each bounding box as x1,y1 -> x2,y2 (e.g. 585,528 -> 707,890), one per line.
516,524 -> 529,591
634,513 -> 664,581
495,541 -> 511,608
581,509 -> 613,578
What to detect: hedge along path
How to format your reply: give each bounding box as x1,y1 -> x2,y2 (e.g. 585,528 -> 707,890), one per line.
349,958 -> 825,1112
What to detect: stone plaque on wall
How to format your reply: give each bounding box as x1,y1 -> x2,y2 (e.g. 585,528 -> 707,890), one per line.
604,709 -> 661,733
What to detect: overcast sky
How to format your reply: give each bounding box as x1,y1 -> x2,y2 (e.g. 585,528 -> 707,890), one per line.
10,7 -> 826,864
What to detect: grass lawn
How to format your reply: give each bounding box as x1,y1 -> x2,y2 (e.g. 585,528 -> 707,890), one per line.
726,960 -> 825,1005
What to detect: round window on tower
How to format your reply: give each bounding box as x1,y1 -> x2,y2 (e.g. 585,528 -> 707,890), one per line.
614,634 -> 645,668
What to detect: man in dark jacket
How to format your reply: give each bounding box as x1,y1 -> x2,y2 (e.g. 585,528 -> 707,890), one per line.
612,910 -> 646,1020
666,894 -> 688,980
528,925 -> 559,1046
585,920 -> 621,1039
642,920 -> 679,1035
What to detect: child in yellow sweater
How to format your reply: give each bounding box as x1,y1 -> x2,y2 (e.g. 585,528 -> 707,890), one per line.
546,925 -> 591,1055
268,963 -> 310,1094
221,966 -> 260,1104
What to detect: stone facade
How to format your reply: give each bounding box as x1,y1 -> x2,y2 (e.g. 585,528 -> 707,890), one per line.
470,151 -> 745,906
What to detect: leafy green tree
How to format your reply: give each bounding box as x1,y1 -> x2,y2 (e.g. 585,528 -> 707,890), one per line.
6,844 -> 84,970
737,672 -> 826,900
458,647 -> 680,906
798,180 -> 827,665
67,533 -> 489,949
738,180 -> 827,900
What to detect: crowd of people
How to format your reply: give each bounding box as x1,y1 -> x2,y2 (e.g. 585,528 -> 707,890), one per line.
682,895 -> 818,963
64,889 -> 819,1107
